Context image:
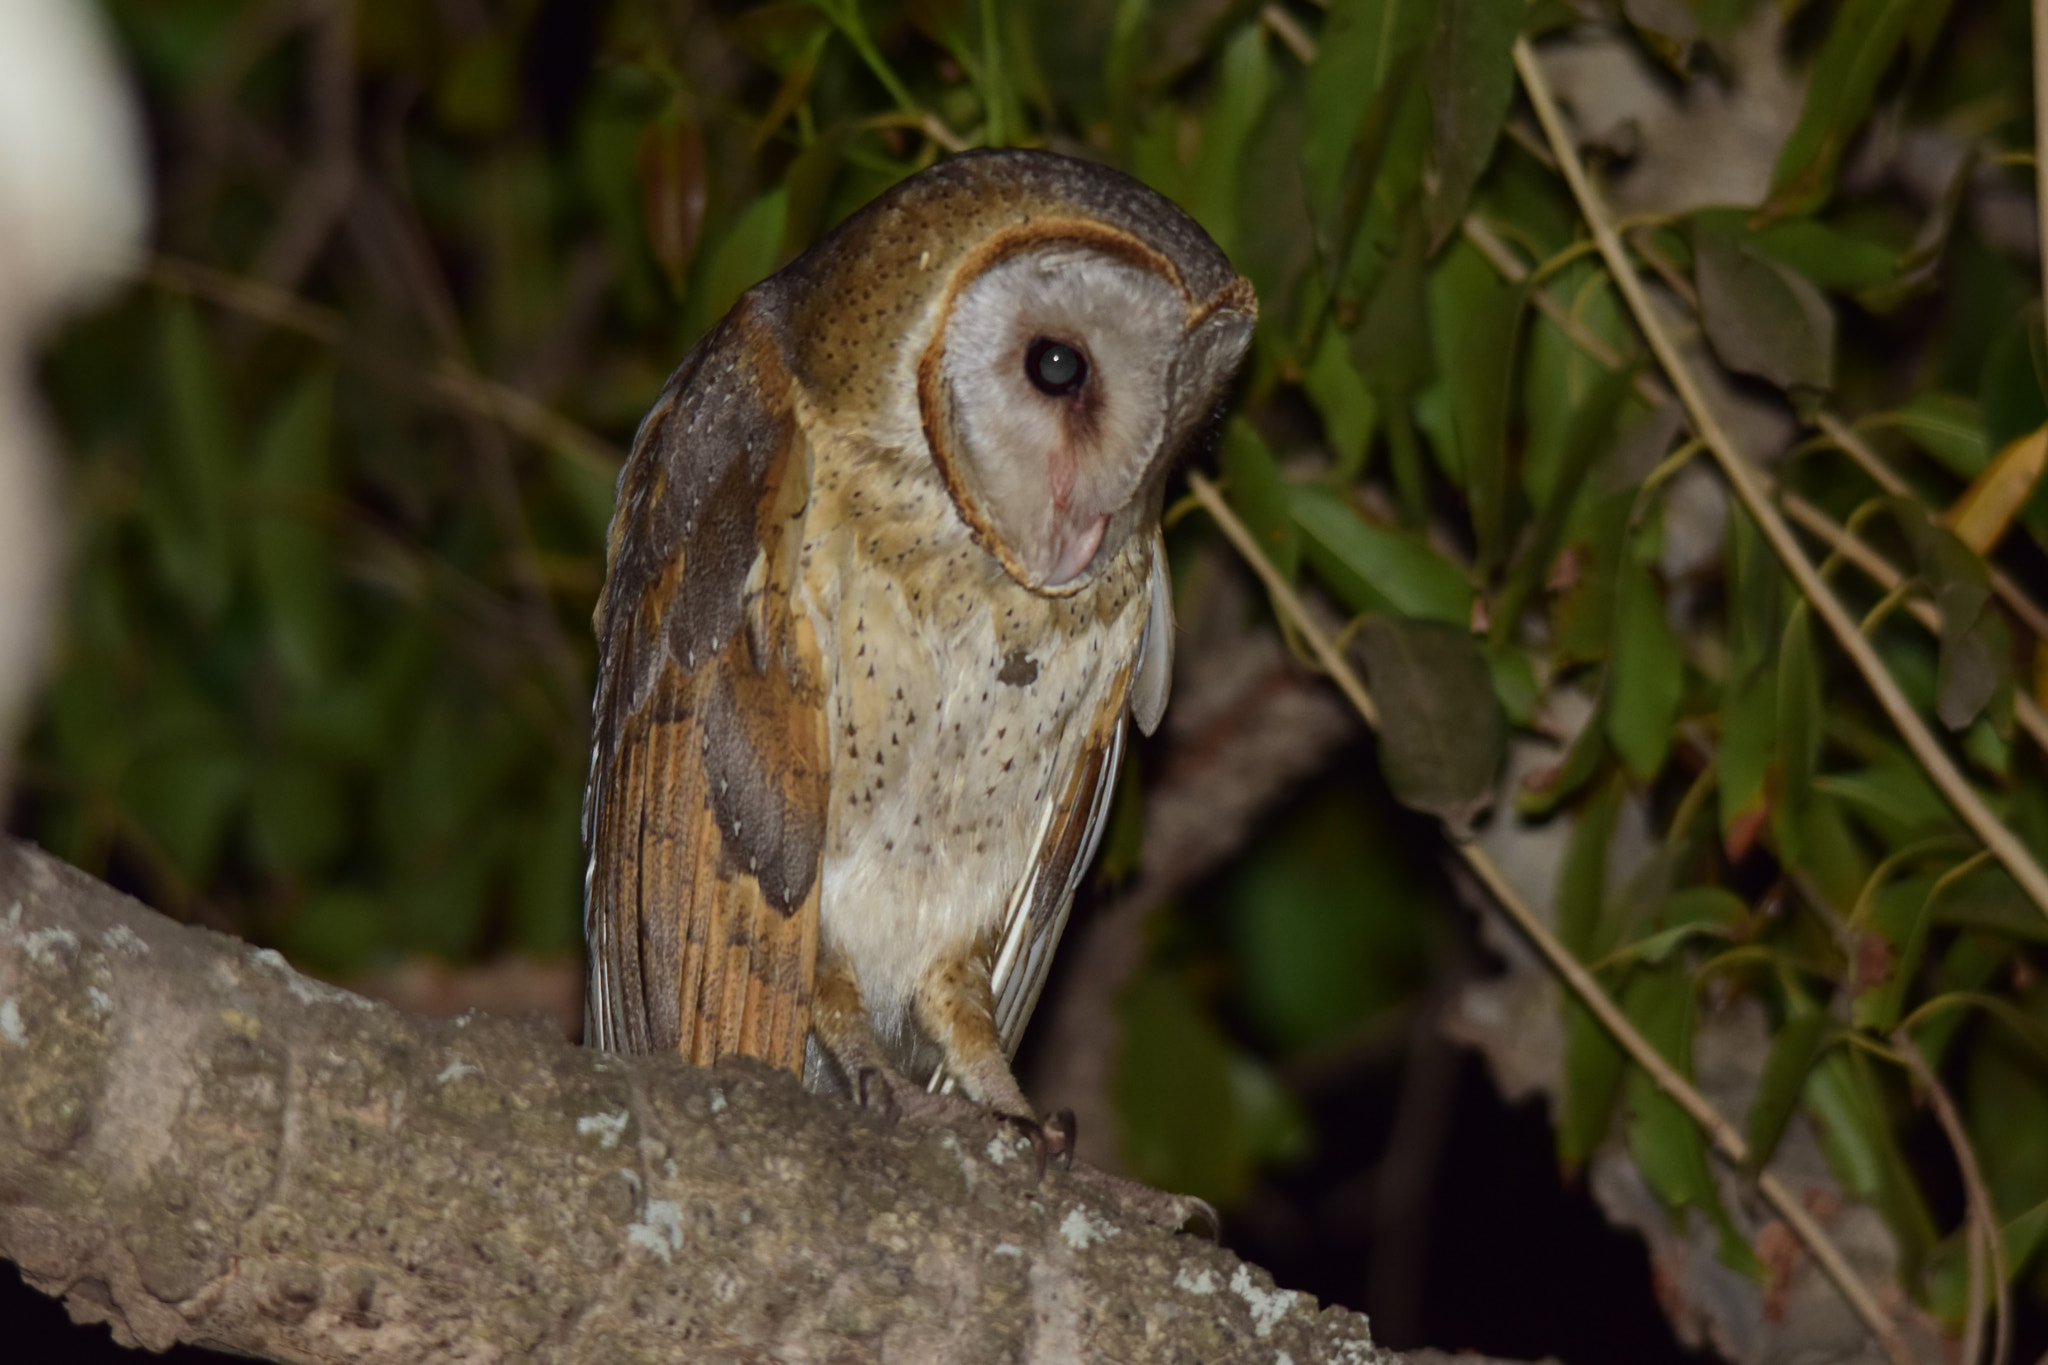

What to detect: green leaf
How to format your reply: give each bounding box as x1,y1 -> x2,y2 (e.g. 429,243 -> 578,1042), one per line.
251,369 -> 339,687
1809,1047 -> 1939,1277
1302,0 -> 1432,249
1518,258 -> 1634,506
1725,502 -> 1783,683
1774,604 -> 1823,869
1487,646 -> 1539,726
1229,1053 -> 1312,1169
1693,218 -> 1835,395
1609,846 -> 1678,957
1552,776 -> 1635,1171
1550,491 -> 1632,664
1661,886 -> 1749,931
1557,774 -> 1624,958
1191,22 -> 1274,258
1355,616 -> 1505,831
1718,663 -> 1775,854
436,33 -> 517,135
1604,919 -> 1732,969
1605,556 -> 1683,780
277,889 -> 389,978
1744,217 -> 1901,295
1446,276 -> 1526,573
1517,679 -> 1610,817
1763,0 -> 1917,219
512,764 -> 588,956
1303,322 -> 1379,480
1743,1005 -> 1833,1176
1928,866 -> 2048,946
150,296 -> 238,619
1350,216 -> 1436,398
1225,788 -> 1433,1054
1926,1194 -> 2048,1328
1861,145 -> 1973,312
1421,0 -> 1523,250
120,699 -> 247,879
1981,304 -> 2048,454
1622,966 -> 1715,1211
1889,391 -> 1989,481
1117,968 -> 1251,1206
1288,483 -> 1473,623
548,445 -> 622,545
696,186 -> 789,332
1968,623 -> 2028,738
1220,418 -> 1300,579
1893,498 -> 1990,640
1887,499 -> 2011,731
1096,748 -> 1147,884
1493,365 -> 1634,646
249,753 -> 348,876
1560,997 -> 1625,1168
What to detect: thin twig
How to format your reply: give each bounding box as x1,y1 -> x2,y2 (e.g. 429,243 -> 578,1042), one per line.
1189,473 -> 1915,1365
1462,217 -> 2048,763
1515,37 -> 2048,928
1815,411 -> 2048,645
1783,495 -> 2048,757
1261,3 -> 1317,64
1523,155 -> 2048,692
1478,228 -> 2048,672
244,0 -> 355,297
1895,1035 -> 2010,1365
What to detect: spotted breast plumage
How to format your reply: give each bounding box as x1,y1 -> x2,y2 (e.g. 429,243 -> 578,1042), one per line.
582,148 -> 1255,1142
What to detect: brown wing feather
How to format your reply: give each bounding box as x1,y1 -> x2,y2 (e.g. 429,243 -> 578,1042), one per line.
583,287 -> 828,1075
986,668 -> 1132,1059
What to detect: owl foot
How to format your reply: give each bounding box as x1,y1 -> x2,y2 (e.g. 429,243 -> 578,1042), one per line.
992,1107 -> 1076,1176
854,1065 -> 986,1129
851,1066 -> 1210,1235
1066,1164 -> 1221,1239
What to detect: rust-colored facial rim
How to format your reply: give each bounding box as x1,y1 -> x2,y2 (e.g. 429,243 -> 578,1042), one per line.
916,217 -> 1255,598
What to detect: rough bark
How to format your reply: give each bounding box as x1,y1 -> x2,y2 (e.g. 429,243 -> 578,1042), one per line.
0,837 -> 1392,1364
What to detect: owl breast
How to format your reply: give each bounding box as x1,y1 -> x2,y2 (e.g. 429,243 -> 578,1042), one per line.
796,414 -> 1150,1053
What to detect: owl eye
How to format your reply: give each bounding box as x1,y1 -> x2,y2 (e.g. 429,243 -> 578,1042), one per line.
1025,337 -> 1087,397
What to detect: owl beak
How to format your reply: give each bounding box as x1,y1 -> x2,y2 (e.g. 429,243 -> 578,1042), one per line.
1045,511 -> 1109,586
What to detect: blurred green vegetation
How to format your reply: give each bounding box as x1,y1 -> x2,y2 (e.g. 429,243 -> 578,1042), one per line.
22,0 -> 2048,1351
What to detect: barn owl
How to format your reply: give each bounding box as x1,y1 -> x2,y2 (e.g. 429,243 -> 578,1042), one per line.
583,148 -> 1255,1186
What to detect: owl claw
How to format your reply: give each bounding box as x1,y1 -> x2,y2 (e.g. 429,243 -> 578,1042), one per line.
855,1066 -> 899,1120
1040,1108 -> 1077,1170
848,1068 -> 1207,1234
1065,1164 -> 1221,1239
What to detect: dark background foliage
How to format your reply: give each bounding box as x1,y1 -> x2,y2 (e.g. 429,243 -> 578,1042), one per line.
12,1 -> 2048,1362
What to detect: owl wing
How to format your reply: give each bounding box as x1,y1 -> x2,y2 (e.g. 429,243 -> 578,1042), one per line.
583,288 -> 829,1074
983,538 -> 1175,1059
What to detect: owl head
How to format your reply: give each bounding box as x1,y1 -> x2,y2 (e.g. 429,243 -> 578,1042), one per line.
787,150 -> 1257,594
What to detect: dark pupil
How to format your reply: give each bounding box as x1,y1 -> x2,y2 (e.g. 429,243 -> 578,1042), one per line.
1026,338 -> 1086,396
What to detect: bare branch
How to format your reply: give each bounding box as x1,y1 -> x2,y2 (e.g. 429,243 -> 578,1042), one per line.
0,838 -> 1395,1364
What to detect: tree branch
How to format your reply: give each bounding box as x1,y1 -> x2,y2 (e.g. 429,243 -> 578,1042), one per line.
0,837 -> 1394,1364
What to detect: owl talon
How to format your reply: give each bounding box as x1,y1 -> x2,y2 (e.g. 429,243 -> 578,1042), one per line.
994,1111 -> 1053,1176
855,1066 -> 898,1120
1040,1109 -> 1077,1170
1065,1163 -> 1221,1238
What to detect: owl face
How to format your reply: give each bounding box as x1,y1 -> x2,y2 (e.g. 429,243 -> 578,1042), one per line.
778,149 -> 1256,594
918,227 -> 1255,594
